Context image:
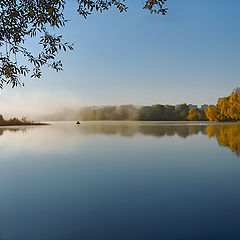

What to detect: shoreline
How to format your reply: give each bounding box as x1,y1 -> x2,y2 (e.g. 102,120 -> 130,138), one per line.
0,123 -> 49,126
46,120 -> 240,126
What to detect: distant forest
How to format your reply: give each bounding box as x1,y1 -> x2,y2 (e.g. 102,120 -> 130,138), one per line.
80,104 -> 207,121
80,89 -> 240,122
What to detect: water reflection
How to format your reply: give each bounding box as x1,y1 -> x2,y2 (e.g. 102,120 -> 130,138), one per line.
0,127 -> 28,136
80,123 -> 240,155
206,124 -> 240,156
0,122 -> 240,240
0,122 -> 239,156
80,124 -> 207,138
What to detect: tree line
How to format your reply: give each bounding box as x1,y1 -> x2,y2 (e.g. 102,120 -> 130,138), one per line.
79,104 -> 207,121
79,89 -> 240,122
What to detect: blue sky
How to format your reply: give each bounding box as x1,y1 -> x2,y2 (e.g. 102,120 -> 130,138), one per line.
0,0 -> 240,117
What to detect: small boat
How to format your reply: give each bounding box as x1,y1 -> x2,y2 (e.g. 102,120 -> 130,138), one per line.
76,121 -> 81,125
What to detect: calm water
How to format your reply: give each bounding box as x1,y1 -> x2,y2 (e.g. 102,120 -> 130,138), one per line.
0,121 -> 240,240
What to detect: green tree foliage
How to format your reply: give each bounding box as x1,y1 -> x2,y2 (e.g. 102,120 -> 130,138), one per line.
138,104 -> 167,120
79,103 -> 207,121
80,105 -> 139,120
174,104 -> 189,120
205,88 -> 240,122
0,0 -> 167,88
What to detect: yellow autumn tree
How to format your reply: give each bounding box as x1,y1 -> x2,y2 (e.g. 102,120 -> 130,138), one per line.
205,88 -> 240,122
228,88 -> 240,120
204,106 -> 219,121
187,108 -> 206,121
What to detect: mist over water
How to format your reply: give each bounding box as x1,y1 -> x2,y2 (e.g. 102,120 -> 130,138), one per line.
0,90 -> 205,121
0,90 -> 82,120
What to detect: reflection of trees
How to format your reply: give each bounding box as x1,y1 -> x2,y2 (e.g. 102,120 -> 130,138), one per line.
0,123 -> 239,157
80,124 -> 207,138
139,125 -> 206,138
0,128 -> 28,136
81,123 -> 240,156
206,124 -> 240,156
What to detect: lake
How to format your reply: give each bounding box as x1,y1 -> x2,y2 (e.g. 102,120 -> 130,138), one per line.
0,121 -> 240,240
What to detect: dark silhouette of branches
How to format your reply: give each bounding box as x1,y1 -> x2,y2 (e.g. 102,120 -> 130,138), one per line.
0,0 -> 167,88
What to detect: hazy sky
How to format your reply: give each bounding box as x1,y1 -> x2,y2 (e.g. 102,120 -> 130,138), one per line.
0,0 -> 240,118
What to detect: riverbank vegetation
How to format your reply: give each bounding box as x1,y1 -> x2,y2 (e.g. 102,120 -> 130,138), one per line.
79,104 -> 207,121
204,88 -> 240,122
79,89 -> 240,122
0,115 -> 45,126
